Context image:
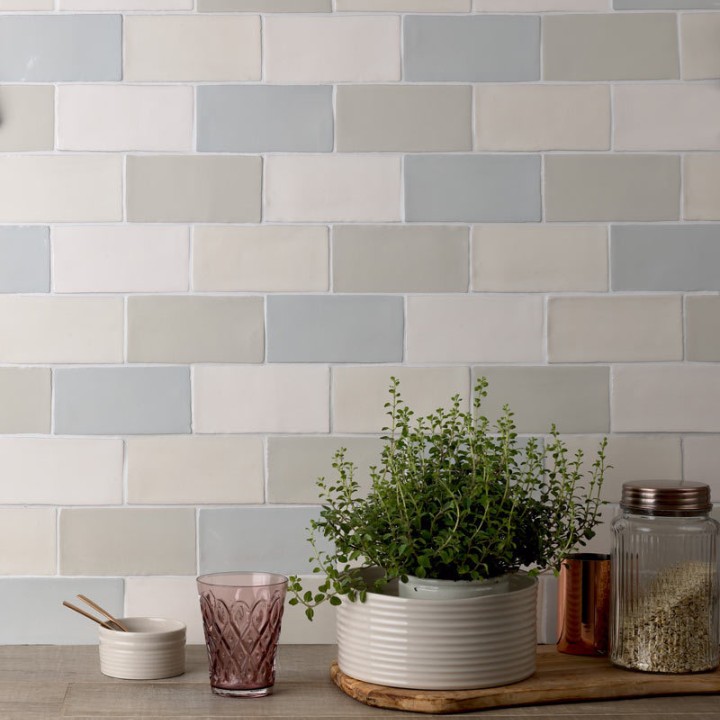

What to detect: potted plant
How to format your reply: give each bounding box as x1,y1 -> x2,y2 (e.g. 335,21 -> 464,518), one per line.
290,377 -> 608,690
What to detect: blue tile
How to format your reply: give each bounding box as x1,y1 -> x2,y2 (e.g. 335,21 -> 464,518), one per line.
0,226 -> 49,293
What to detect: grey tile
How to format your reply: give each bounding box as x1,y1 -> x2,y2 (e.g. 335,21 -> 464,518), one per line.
404,15 -> 539,81
611,224 -> 720,291
545,155 -> 680,221
54,367 -> 191,435
471,366 -> 610,434
405,154 -> 541,223
0,578 -> 123,644
544,14 -> 679,81
0,368 -> 50,434
333,225 -> 469,293
0,226 -> 49,292
197,85 -> 333,153
687,296 -> 720,361
615,0 -> 720,7
199,0 -> 330,8
0,15 -> 121,82
199,507 -> 329,575
267,295 -> 403,363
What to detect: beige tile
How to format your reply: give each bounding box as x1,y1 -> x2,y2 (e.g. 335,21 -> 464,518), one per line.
0,0 -> 52,7
548,295 -> 682,362
60,509 -> 196,576
124,15 -> 261,82
127,436 -> 263,505
684,437 -> 720,494
62,0 -> 190,6
0,297 -> 123,364
0,156 -> 122,223
199,0 -> 329,8
407,296 -> 544,363
194,365 -> 329,433
193,226 -> 328,292
264,16 -> 401,83
0,509 -> 55,575
127,155 -> 261,223
57,85 -> 192,152
280,575 -> 337,644
613,365 -> 720,432
53,225 -> 189,294
472,224 -> 607,292
127,296 -> 263,364
332,366 -> 469,434
0,369 -> 50,434
265,155 -> 401,223
0,86 -> 54,151
475,85 -> 609,151
682,14 -> 720,80
337,85 -> 471,152
685,154 -> 720,220
687,295 -> 720,361
339,0 -> 469,8
545,155 -> 680,221
475,0 -> 607,8
0,438 -> 122,505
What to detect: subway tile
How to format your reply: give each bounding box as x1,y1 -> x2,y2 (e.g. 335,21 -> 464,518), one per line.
267,295 -> 403,363
0,86 -> 53,151
548,295 -> 682,362
125,15 -> 260,81
267,436 -> 383,504
60,508 -> 196,575
336,85 -> 472,152
333,366 -> 469,433
0,369 -> 50,434
127,156 -> 261,223
197,85 -> 332,153
684,437 -> 720,489
127,436 -> 264,505
54,367 -> 191,435
333,225 -> 469,293
0,226 -> 49,293
614,0 -> 720,7
685,154 -> 720,220
613,365 -> 720,432
199,0 -> 329,8
475,84 -> 610,151
0,438 -> 122,505
543,14 -> 679,81
280,575 -> 336,645
53,225 -> 189,294
545,155 -> 680,221
0,0 -> 53,7
405,155 -> 541,223
686,296 -> 720,361
472,224 -> 607,292
128,296 -> 264,364
682,14 -> 720,80
0,579 -> 123,644
194,365 -> 329,434
198,507 -> 325,575
265,155 -> 401,223
0,156 -> 122,223
265,16 -> 400,83
193,226 -> 328,292
404,15 -> 539,82
475,0 -> 609,8
471,366 -> 610,434
0,297 -> 122,364
407,296 -> 543,363
611,225 -> 720,291
62,1 -> 191,7
0,15 -> 121,81
0,509 -> 55,575
57,85 -> 193,152
339,0 -> 469,8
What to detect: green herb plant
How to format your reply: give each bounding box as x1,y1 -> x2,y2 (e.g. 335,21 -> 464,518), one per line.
289,377 -> 608,619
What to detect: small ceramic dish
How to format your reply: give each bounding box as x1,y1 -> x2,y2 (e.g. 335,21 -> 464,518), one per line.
98,617 -> 186,680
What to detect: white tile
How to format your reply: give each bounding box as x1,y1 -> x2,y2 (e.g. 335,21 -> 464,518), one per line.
0,509 -> 55,575
280,575 -> 337,644
338,0 -> 468,8
684,437 -> 720,498
474,0 -> 608,9
0,0 -> 53,7
61,0 -> 191,7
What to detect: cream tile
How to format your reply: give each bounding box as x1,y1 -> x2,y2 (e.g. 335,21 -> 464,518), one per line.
0,509 -> 55,575
128,436 -> 263,505
339,0 -> 468,7
407,296 -> 543,363
0,0 -> 53,7
687,295 -> 720,361
685,154 -> 720,220
124,15 -> 261,82
0,369 -> 50,434
684,437 -> 720,495
0,86 -> 54,151
61,0 -> 191,7
0,297 -> 123,364
265,155 -> 401,223
264,16 -> 400,83
472,225 -> 608,292
682,13 -> 720,80
475,0 -> 607,8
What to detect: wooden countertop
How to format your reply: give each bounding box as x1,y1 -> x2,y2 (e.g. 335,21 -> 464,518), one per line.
1,644 -> 718,718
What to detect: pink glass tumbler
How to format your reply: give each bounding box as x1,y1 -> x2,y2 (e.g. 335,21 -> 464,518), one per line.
197,572 -> 288,697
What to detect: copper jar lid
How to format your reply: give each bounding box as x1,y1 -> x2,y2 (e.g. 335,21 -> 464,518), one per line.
621,480 -> 712,516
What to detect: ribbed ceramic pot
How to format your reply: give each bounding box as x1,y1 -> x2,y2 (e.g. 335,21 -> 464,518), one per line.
337,572 -> 537,690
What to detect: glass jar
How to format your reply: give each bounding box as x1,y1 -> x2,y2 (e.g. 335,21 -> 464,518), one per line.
611,481 -> 719,673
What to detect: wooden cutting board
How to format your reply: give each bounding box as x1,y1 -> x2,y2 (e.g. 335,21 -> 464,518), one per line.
330,646 -> 720,714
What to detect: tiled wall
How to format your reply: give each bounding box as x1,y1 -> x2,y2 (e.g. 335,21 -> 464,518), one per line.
0,0 -> 718,644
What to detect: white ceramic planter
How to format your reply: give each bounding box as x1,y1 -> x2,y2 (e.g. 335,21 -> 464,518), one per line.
398,573 -> 511,600
337,572 -> 537,690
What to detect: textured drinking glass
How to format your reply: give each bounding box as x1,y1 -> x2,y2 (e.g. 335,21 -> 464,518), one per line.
197,572 -> 288,697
